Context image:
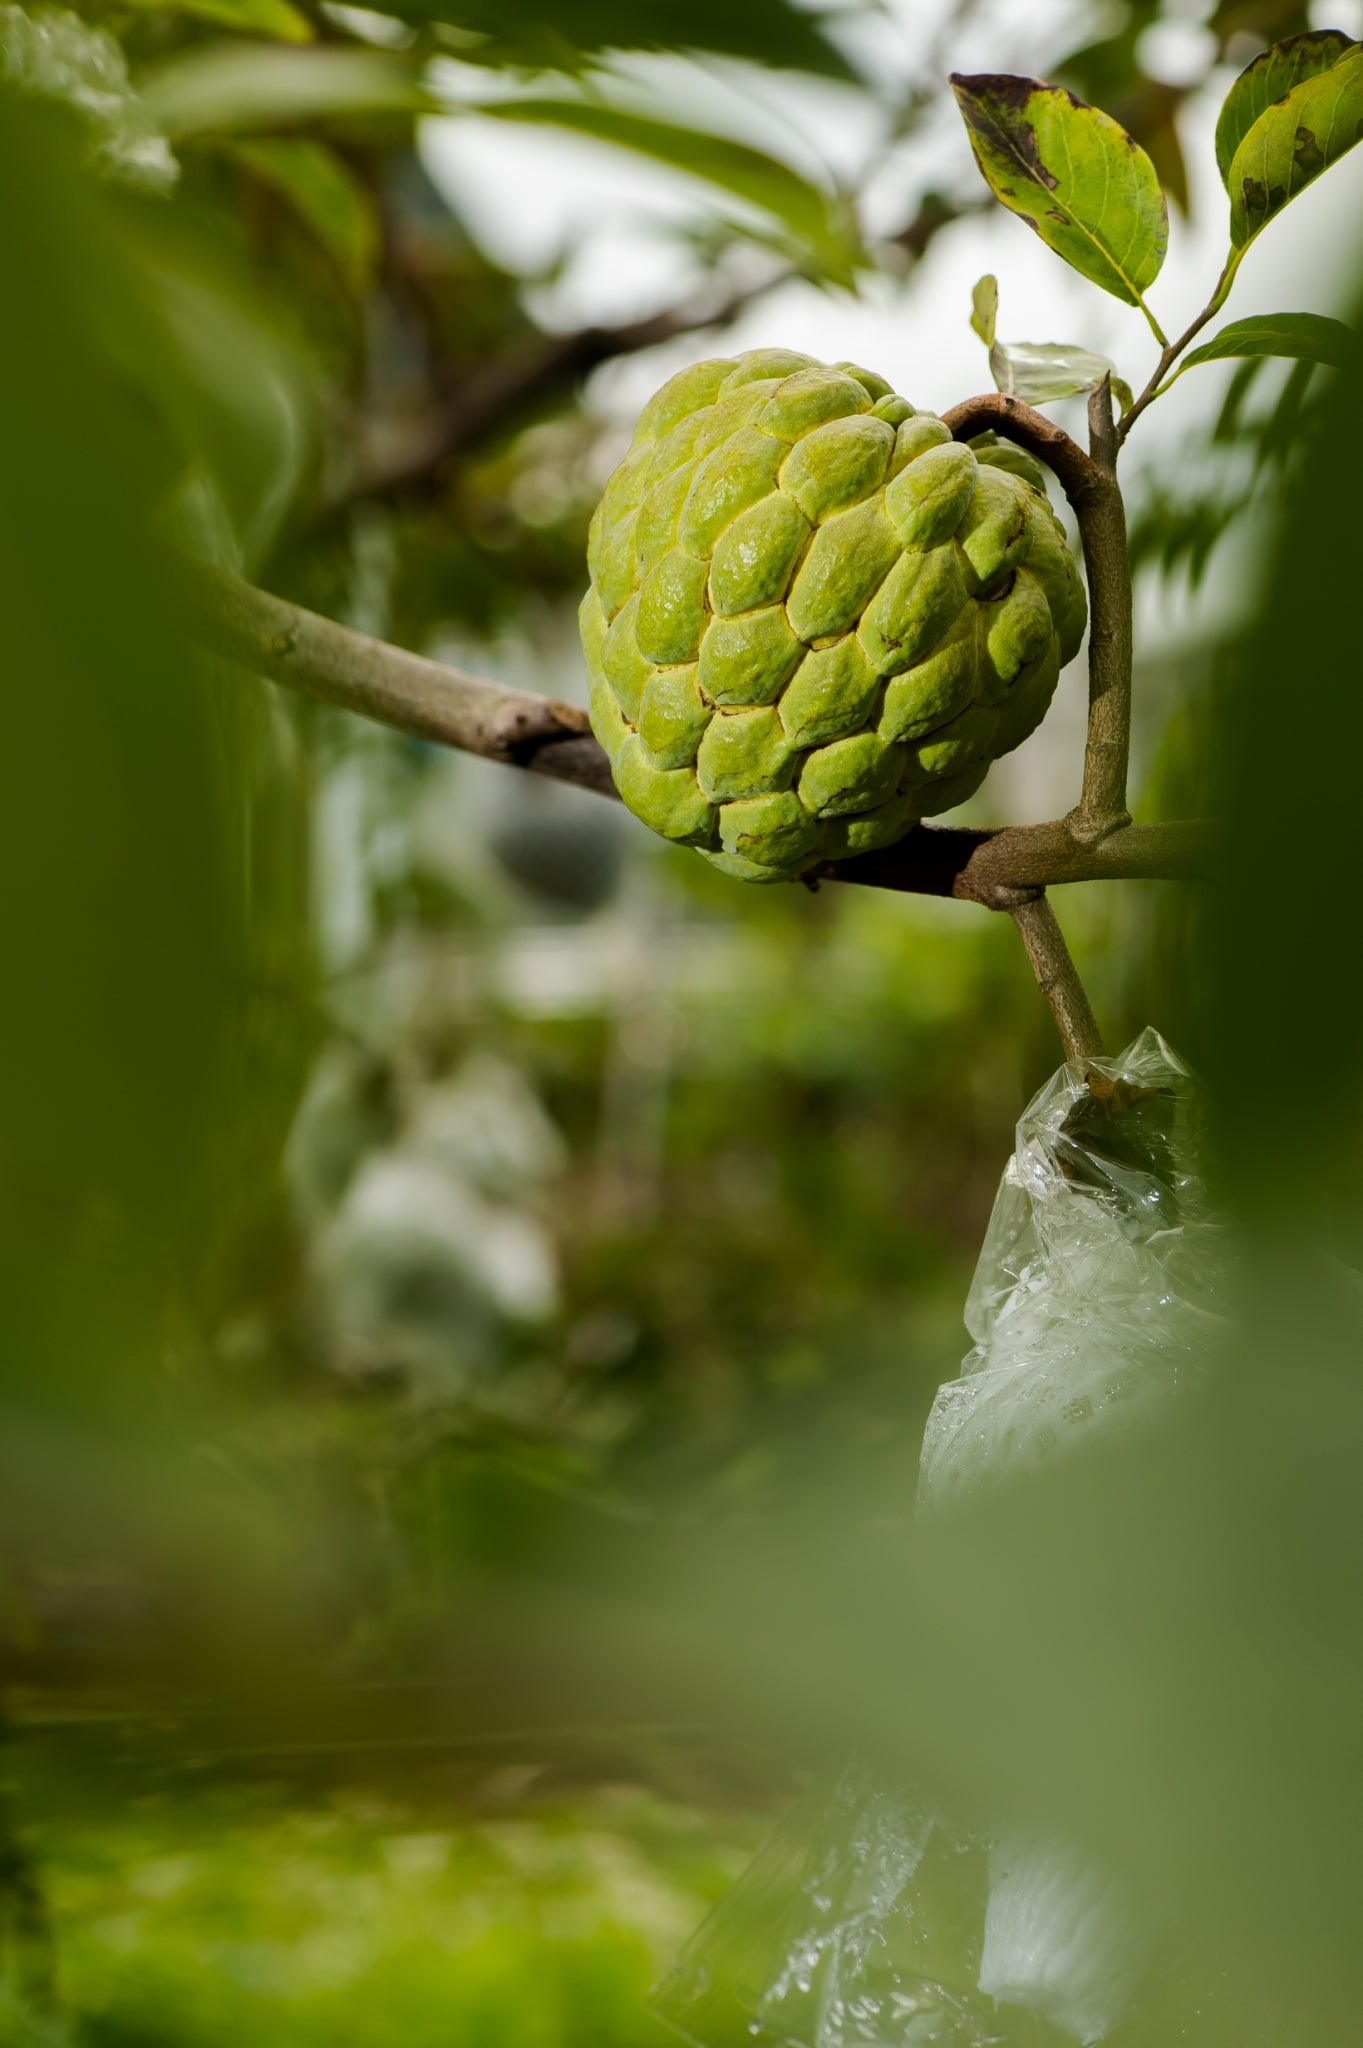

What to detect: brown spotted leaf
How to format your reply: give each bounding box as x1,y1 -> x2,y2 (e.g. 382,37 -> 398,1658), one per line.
951,73 -> 1167,307
1215,30 -> 1355,188
1227,40 -> 1363,249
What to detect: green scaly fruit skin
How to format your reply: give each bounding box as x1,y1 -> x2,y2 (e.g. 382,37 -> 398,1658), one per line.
579,349 -> 1087,882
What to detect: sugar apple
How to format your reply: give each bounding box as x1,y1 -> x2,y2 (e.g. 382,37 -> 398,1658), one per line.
578,349 -> 1087,881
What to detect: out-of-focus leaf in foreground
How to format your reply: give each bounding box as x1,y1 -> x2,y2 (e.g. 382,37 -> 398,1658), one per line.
479,99 -> 865,281
0,92 -> 310,1414
352,0 -> 858,78
140,40 -> 430,138
225,136 -> 380,290
124,0 -> 316,42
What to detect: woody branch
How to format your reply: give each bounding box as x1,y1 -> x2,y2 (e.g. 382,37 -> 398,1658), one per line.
182,556 -> 1207,913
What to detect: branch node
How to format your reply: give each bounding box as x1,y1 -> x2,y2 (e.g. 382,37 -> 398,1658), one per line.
1063,804 -> 1132,848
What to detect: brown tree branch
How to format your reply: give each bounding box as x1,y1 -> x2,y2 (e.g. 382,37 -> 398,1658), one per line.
336,194 -> 973,510
940,389 -> 1134,844
182,561 -> 1212,902
331,289 -> 764,511
822,817 -> 1210,904
183,560 -> 615,796
1007,894 -> 1104,1062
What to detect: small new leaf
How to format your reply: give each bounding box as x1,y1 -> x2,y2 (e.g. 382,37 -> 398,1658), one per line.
951,73 -> 1167,307
1215,31 -> 1354,186
971,273 -> 998,347
1181,312 -> 1353,373
989,337 -> 1121,406
1227,41 -> 1363,249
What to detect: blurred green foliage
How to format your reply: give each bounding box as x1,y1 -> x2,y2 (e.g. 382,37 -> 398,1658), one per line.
0,0 -> 1358,2042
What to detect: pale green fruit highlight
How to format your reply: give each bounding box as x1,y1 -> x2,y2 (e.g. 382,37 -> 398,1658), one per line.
580,349 -> 1087,881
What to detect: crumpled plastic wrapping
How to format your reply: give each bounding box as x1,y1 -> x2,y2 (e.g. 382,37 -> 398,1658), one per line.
654,1029 -> 1224,2048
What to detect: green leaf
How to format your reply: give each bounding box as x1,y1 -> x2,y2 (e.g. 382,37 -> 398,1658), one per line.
950,73 -> 1168,308
140,43 -> 430,139
970,274 -> 998,348
123,0 -> 315,44
1227,41 -> 1363,249
1181,312 -> 1353,374
479,100 -> 864,280
225,138 -> 379,292
1214,30 -> 1354,187
989,337 -> 1119,405
349,0 -> 855,78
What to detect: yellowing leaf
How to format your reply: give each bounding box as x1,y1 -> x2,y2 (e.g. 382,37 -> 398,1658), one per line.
1228,41 -> 1363,249
1215,30 -> 1354,187
951,73 -> 1167,309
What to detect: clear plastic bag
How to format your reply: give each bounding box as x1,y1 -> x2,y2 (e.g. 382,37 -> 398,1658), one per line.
654,1030 -> 1224,2048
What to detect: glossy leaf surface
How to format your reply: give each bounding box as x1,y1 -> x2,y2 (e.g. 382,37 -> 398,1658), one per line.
1214,30 -> 1354,186
951,72 -> 1167,305
1227,42 -> 1363,248
1181,311 -> 1353,373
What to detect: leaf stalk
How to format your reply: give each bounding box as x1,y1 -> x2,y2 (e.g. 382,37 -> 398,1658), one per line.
1117,250 -> 1244,443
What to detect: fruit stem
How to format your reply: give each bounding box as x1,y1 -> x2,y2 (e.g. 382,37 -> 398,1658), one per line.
1008,894 -> 1105,1062
1068,378 -> 1133,844
938,389 -> 1133,845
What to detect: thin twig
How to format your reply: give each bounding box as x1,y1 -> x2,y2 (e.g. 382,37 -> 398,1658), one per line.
1116,253 -> 1240,447
181,559 -> 1211,901
940,390 -> 1133,841
1008,894 -> 1104,1062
